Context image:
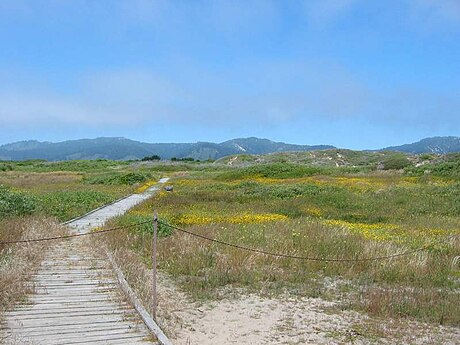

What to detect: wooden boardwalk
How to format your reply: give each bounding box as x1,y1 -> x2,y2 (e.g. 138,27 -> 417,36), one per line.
1,179 -> 169,345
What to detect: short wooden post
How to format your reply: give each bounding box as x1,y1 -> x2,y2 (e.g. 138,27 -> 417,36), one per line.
152,210 -> 158,320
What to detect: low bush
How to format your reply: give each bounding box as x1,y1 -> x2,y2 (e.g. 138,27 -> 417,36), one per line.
382,155 -> 411,170
0,163 -> 13,172
37,190 -> 113,221
84,172 -> 151,185
141,155 -> 161,161
218,163 -> 326,180
0,185 -> 36,219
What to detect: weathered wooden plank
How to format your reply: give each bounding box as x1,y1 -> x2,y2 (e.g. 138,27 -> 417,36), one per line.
6,301 -> 128,311
6,314 -> 138,329
1,319 -> 141,331
2,325 -> 143,339
6,332 -> 155,345
6,305 -> 129,316
5,309 -> 129,320
35,285 -> 117,292
53,336 -> 158,345
12,328 -> 148,342
27,293 -> 115,301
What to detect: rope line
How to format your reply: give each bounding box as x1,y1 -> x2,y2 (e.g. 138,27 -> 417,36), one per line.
0,220 -> 151,245
2,215 -> 458,263
158,220 -> 460,262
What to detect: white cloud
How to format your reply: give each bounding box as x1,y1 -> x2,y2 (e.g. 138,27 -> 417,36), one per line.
0,93 -> 106,126
364,87 -> 460,133
0,61 -> 458,131
0,70 -> 175,126
0,62 -> 371,128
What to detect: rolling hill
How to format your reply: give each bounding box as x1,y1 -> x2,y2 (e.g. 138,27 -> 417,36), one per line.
1,136 -> 459,162
382,136 -> 460,154
0,137 -> 334,161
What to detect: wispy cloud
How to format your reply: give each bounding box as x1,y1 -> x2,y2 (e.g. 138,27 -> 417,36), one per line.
374,88 -> 460,128
0,61 -> 370,128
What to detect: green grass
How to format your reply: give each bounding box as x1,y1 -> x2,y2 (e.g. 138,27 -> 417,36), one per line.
104,168 -> 460,326
83,171 -> 152,185
0,161 -> 162,221
0,185 -> 36,220
406,153 -> 460,179
36,190 -> 114,221
217,163 -> 326,180
2,155 -> 460,326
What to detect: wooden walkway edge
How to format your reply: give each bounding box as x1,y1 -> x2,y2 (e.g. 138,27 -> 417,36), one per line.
106,251 -> 173,345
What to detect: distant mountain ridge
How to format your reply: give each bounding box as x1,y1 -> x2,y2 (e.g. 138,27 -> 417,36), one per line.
382,136 -> 460,154
1,136 -> 459,162
0,137 -> 334,161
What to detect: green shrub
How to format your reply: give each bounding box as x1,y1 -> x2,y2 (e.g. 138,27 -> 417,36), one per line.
406,154 -> 460,178
84,172 -> 151,185
0,163 -> 13,172
0,185 -> 36,219
419,153 -> 434,161
38,190 -> 113,221
218,163 -> 325,180
141,155 -> 161,161
382,155 -> 411,170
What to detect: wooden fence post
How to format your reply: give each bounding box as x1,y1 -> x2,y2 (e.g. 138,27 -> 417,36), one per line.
152,210 -> 158,320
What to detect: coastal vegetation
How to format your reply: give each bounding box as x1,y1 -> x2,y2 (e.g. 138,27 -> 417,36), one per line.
1,152 -> 459,329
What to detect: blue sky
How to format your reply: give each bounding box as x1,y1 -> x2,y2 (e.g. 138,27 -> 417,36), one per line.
0,0 -> 459,149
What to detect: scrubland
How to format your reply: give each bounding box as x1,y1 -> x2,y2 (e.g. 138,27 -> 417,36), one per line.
1,155 -> 459,343
103,162 -> 460,330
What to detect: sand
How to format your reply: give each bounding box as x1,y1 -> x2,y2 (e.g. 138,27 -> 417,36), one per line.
156,275 -> 460,345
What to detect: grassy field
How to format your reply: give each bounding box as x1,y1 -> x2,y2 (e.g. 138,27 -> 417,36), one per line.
103,162 -> 460,327
1,154 -> 459,329
0,159 -> 164,221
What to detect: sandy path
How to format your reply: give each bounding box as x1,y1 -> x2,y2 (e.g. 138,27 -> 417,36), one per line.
156,277 -> 460,345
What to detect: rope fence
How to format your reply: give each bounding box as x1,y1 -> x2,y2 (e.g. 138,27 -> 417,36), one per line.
0,220 -> 151,245
158,220 -> 460,263
2,215 -> 457,263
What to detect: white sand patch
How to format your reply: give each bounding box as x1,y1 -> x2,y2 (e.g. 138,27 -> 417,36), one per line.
170,295 -> 366,345
157,276 -> 460,345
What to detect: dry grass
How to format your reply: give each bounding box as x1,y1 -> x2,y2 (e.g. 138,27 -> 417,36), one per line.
88,229 -> 185,337
103,213 -> 460,326
72,169 -> 460,329
0,171 -> 82,190
0,217 -> 67,320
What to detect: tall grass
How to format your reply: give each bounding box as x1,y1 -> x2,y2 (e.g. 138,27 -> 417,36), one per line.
103,215 -> 459,325
0,217 -> 67,319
